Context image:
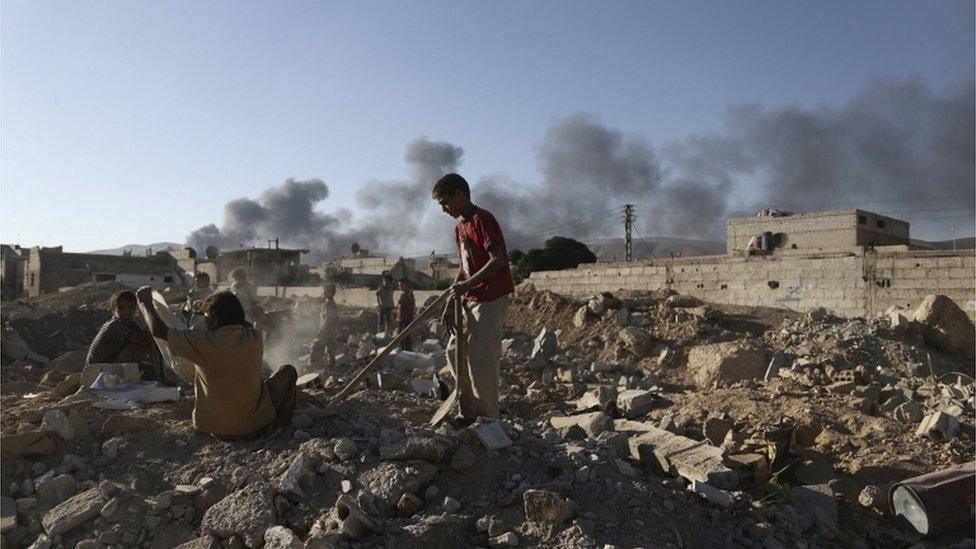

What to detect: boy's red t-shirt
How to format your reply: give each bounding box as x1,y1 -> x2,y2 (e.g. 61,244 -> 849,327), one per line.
455,206 -> 515,303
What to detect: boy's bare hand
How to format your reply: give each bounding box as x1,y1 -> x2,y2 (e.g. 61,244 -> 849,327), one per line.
450,279 -> 471,299
136,286 -> 154,306
441,297 -> 456,335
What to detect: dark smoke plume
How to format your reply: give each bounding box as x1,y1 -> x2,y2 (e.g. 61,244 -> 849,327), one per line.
187,76 -> 974,261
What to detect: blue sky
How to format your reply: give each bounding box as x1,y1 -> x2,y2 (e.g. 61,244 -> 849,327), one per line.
2,1 -> 973,251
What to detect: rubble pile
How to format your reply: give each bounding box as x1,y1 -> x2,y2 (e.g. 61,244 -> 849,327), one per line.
1,283 -> 974,548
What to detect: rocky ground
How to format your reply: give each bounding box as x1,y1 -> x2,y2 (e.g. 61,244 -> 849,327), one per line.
1,281 -> 974,548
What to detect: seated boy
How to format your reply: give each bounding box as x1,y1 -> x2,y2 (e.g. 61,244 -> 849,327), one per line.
135,286 -> 296,440
87,290 -> 154,365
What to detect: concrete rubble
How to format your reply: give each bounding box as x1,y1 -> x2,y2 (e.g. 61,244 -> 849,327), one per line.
0,282 -> 973,548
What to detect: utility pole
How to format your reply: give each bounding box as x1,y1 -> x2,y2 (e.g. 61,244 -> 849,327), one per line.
624,204 -> 634,262
950,226 -> 956,251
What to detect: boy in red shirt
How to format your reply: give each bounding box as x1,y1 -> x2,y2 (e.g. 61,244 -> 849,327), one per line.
432,173 -> 515,421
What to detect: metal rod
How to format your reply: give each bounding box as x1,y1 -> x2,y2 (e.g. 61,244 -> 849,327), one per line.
329,288 -> 452,405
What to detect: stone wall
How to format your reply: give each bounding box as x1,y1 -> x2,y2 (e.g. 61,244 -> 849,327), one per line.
254,286 -> 444,309
528,247 -> 976,321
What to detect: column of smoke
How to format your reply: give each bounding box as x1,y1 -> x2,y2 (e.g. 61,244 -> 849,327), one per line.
188,75 -> 974,261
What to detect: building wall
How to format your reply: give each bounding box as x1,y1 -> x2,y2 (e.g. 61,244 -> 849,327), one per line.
528,247 -> 976,321
726,210 -> 909,254
25,247 -> 181,297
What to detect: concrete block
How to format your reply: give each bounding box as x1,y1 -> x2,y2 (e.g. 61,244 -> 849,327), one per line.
616,390 -> 656,419
689,480 -> 732,508
915,411 -> 960,442
628,425 -> 737,489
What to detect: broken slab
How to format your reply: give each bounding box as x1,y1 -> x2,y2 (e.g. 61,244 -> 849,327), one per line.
575,385 -> 616,412
379,436 -> 449,462
201,480 -> 275,548
278,453 -> 312,499
473,422 -> 512,451
689,480 -> 732,508
616,389 -> 656,419
550,412 -> 611,438
764,352 -> 785,382
409,378 -> 437,397
628,425 -> 738,489
42,487 -> 107,538
688,342 -> 766,387
915,411 -> 960,442
296,373 -> 324,389
41,409 -> 75,441
532,328 -> 558,359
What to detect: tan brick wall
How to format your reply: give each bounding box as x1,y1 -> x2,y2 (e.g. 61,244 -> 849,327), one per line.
528,248 -> 976,321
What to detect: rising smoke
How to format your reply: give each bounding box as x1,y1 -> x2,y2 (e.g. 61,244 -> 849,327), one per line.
186,76 -> 975,259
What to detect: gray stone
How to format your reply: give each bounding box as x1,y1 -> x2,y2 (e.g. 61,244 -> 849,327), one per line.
200,481 -> 275,548
615,308 -> 630,327
35,474 -> 75,506
689,480 -> 732,508
791,484 -> 838,525
396,493 -> 423,517
575,385 -> 617,412
101,437 -> 122,459
616,390 -> 656,419
628,425 -> 738,489
278,453 -> 312,499
333,438 -> 358,462
263,525 -> 302,549
688,342 -> 767,387
450,445 -> 478,471
175,535 -> 219,549
858,485 -> 885,513
41,410 -> 74,441
549,412 -> 611,438
523,489 -> 576,523
357,461 -> 436,514
531,328 -> 558,359
473,422 -> 512,451
618,326 -> 651,350
409,378 -> 437,397
703,417 -> 733,446
41,487 -> 106,538
443,496 -> 461,512
573,306 -> 590,328
379,436 -> 449,462
1,330 -> 32,361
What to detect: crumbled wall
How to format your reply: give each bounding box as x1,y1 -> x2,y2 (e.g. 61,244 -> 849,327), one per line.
528,248 -> 976,321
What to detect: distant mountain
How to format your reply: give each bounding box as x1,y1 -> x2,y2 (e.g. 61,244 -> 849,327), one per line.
582,236 -> 726,261
911,236 -> 975,250
87,242 -> 184,256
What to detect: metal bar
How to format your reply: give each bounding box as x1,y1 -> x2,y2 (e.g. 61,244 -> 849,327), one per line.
329,288 -> 452,405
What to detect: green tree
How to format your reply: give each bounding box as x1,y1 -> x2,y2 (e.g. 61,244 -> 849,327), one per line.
509,236 -> 596,283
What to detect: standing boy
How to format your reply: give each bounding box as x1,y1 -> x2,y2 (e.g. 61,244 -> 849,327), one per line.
311,283 -> 339,371
432,173 -> 515,421
395,278 -> 416,351
375,274 -> 395,334
230,267 -> 259,322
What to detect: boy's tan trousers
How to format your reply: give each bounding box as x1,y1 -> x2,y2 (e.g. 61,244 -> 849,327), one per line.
445,296 -> 509,420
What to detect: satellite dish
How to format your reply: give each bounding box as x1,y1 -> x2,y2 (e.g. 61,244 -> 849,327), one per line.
351,243 -> 361,255
205,246 -> 219,260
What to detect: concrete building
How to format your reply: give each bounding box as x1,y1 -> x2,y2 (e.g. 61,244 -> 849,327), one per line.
315,254 -> 435,288
428,256 -> 460,282
726,209 -> 910,254
24,247 -> 184,297
210,246 -> 309,286
1,245 -> 29,300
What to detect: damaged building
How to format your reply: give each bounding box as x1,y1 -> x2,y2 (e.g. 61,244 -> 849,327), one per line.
21,247 -> 185,298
